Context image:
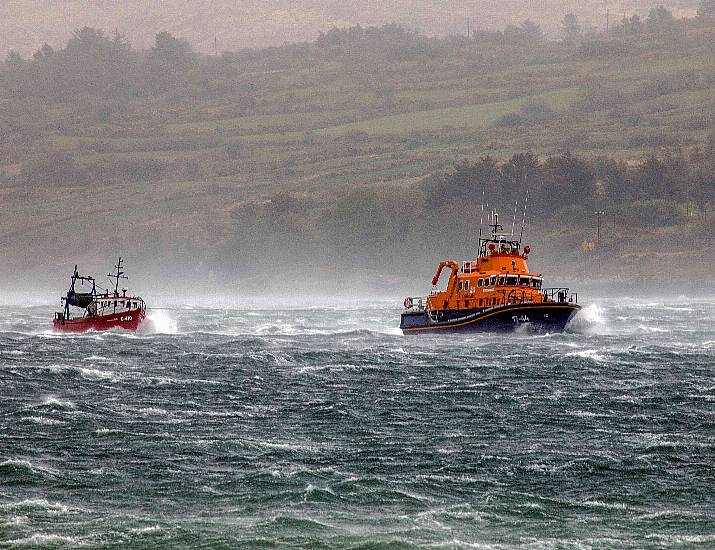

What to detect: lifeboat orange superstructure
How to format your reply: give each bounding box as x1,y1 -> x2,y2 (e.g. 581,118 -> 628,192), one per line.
425,244 -> 545,313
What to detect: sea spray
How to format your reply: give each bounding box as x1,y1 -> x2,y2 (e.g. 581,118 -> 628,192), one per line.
568,303 -> 608,334
144,309 -> 178,334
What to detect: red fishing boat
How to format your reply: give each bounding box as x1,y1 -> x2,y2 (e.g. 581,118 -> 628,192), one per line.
53,258 -> 146,333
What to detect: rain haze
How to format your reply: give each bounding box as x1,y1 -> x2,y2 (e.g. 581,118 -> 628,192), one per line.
0,1 -> 714,548
0,0 -> 712,298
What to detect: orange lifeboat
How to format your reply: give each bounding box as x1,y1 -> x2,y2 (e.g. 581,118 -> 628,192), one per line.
400,212 -> 580,333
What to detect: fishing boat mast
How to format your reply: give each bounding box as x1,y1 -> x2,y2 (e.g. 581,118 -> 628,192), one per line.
108,257 -> 128,297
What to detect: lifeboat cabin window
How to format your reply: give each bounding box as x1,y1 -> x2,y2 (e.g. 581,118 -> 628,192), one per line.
531,278 -> 542,289
521,276 -> 531,287
458,281 -> 463,291
477,279 -> 483,287
506,275 -> 518,286
498,276 -> 506,286
490,275 -> 497,286
464,280 -> 470,289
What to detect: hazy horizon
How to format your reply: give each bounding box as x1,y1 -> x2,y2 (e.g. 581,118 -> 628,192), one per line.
1,0 -> 700,57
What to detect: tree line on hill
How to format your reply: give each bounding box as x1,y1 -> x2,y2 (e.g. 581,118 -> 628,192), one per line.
3,5 -> 714,104
2,28 -> 195,101
228,148 -> 714,276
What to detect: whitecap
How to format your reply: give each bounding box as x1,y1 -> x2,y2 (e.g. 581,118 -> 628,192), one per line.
129,525 -> 163,534
84,355 -> 115,363
39,396 -> 75,409
24,416 -> 64,426
565,349 -> 608,362
569,410 -> 599,418
138,407 -> 170,416
0,459 -> 58,475
437,447 -> 457,454
0,499 -> 71,514
6,533 -> 82,546
636,324 -> 668,333
578,499 -> 629,510
77,367 -> 115,380
645,534 -> 715,543
0,515 -> 28,526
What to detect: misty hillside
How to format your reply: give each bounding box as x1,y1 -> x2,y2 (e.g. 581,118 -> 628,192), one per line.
0,0 -> 701,57
0,8 -> 714,292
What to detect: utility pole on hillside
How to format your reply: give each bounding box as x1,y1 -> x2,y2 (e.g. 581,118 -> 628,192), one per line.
594,210 -> 605,248
594,210 -> 605,283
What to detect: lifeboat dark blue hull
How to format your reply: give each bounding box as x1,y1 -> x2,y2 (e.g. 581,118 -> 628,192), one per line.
400,302 -> 580,334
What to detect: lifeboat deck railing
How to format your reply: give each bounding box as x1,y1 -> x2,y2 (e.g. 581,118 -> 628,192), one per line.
403,296 -> 427,312
404,287 -> 577,313
541,287 -> 578,304
504,288 -> 577,305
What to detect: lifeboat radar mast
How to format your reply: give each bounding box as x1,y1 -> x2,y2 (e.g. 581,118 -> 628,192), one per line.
478,211 -> 521,258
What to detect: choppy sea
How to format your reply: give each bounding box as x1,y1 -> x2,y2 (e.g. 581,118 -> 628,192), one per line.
0,298 -> 713,548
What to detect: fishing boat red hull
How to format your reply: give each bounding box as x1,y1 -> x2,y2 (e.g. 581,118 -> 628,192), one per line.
53,308 -> 146,333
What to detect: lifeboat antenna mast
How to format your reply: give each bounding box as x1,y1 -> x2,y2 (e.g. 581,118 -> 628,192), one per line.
108,257 -> 128,297
519,171 -> 530,246
490,210 -> 502,238
479,188 -> 485,243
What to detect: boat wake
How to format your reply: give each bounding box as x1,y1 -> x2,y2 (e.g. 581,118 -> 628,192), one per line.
568,304 -> 609,335
143,310 -> 179,335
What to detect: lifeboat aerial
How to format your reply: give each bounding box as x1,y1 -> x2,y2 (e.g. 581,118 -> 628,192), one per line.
400,212 -> 580,334
53,257 -> 146,333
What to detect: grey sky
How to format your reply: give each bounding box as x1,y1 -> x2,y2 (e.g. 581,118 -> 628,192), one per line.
2,1 -> 698,57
